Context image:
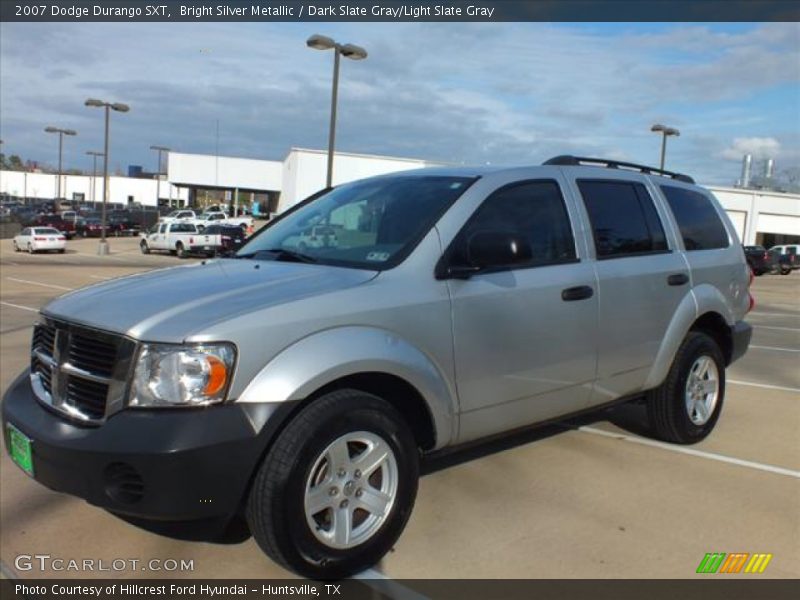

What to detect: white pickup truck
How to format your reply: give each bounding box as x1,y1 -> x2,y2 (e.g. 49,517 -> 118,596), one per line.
192,211 -> 253,232
139,222 -> 199,258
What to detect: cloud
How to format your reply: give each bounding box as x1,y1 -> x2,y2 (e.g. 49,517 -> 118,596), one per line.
720,137 -> 782,161
0,21 -> 798,186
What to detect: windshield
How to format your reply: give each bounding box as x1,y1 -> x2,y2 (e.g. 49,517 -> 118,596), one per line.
237,175 -> 474,269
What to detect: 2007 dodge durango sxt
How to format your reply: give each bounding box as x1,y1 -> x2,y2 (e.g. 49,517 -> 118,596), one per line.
3,156 -> 752,578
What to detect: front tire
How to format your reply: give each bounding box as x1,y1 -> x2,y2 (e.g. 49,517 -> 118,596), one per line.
647,332 -> 725,444
140,241 -> 150,254
246,390 -> 419,579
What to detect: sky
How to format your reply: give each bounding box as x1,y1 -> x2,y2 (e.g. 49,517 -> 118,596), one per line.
0,21 -> 798,185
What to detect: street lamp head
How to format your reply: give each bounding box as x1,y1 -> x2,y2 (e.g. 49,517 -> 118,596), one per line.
111,103 -> 130,113
651,123 -> 666,133
307,34 -> 336,51
85,98 -> 104,107
651,123 -> 680,137
150,145 -> 170,151
664,127 -> 680,137
86,151 -> 104,156
64,129 -> 77,136
340,43 -> 368,60
44,126 -> 59,133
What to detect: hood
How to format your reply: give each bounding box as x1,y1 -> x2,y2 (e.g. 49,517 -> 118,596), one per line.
43,259 -> 378,342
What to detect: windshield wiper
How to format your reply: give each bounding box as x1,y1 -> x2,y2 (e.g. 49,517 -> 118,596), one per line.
238,248 -> 318,263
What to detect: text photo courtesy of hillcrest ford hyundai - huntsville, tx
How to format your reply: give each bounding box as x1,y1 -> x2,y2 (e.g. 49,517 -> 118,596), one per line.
0,1 -> 798,599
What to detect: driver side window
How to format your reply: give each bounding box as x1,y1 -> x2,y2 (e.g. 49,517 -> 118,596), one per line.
450,180 -> 577,270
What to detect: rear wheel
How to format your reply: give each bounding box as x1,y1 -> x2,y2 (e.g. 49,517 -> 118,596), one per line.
780,266 -> 791,275
12,241 -> 19,252
140,241 -> 150,254
246,390 -> 419,579
27,243 -> 34,254
176,242 -> 187,259
647,331 -> 725,444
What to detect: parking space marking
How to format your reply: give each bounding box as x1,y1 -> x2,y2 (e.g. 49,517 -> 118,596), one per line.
750,345 -> 800,353
729,380 -> 800,393
578,426 -> 800,479
752,325 -> 800,332
6,277 -> 74,291
0,301 -> 39,313
353,568 -> 429,600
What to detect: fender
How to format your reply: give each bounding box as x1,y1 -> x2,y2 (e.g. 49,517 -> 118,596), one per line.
642,284 -> 734,391
236,326 -> 458,449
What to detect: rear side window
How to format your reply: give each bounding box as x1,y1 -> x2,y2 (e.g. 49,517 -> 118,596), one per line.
660,186 -> 729,250
577,180 -> 668,259
451,179 -> 577,269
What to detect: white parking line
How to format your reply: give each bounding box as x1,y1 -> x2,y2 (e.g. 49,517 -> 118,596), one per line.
750,311 -> 799,318
753,325 -> 800,332
353,567 -> 429,599
6,277 -> 73,291
578,426 -> 800,479
750,345 -> 800,353
729,380 -> 800,394
0,301 -> 39,313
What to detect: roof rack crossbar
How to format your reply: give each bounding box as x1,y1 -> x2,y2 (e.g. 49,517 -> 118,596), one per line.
543,155 -> 695,184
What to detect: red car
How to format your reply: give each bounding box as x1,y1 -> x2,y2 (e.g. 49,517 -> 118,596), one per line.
30,214 -> 75,239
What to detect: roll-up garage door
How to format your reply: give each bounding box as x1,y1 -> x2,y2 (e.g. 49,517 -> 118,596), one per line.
725,210 -> 747,241
757,213 -> 800,236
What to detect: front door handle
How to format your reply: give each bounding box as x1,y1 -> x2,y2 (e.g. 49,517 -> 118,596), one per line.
667,273 -> 689,286
561,285 -> 594,301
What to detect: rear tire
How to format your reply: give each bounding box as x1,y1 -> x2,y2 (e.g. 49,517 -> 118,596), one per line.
647,331 -> 725,444
27,243 -> 34,254
176,242 -> 186,259
780,266 -> 791,275
246,390 -> 419,579
12,241 -> 19,252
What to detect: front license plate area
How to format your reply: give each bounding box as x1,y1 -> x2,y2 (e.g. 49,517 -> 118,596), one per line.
7,423 -> 34,476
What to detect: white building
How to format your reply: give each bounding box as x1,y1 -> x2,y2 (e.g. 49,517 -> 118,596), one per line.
2,148 -> 798,246
0,170 -> 188,206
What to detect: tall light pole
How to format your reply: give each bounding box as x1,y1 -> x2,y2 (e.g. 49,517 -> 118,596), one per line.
86,151 -> 103,205
651,124 -> 680,171
85,98 -> 129,255
150,145 -> 170,206
44,126 -> 77,201
306,34 -> 367,188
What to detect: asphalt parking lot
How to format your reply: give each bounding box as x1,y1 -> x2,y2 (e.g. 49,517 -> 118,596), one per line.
0,236 -> 797,580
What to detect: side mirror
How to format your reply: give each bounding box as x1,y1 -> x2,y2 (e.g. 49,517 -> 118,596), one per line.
467,230 -> 532,269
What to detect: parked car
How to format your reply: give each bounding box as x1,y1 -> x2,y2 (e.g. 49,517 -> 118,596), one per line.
188,224 -> 248,257
768,248 -> 796,275
75,217 -> 105,238
30,214 -> 75,239
12,227 -> 66,253
139,221 -> 199,257
3,156 -> 753,579
108,212 -> 141,236
743,245 -> 774,276
193,211 -> 253,232
768,244 -> 799,271
284,224 -> 339,250
160,209 -> 196,224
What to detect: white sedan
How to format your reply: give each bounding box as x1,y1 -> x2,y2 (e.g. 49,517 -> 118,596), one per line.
13,227 -> 67,254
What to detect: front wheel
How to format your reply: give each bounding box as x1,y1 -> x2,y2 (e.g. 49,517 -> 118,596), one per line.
246,390 -> 419,579
647,331 -> 725,444
780,266 -> 791,275
12,241 -> 19,252
27,243 -> 34,254
140,241 -> 150,254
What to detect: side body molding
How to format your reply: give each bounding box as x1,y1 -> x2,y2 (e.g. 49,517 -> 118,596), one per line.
236,326 -> 458,449
642,284 -> 735,391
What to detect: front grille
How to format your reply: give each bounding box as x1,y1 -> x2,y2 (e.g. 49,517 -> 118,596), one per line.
69,332 -> 116,378
30,319 -> 129,423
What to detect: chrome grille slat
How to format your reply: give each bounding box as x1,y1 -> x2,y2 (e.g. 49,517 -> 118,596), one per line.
30,319 -> 124,423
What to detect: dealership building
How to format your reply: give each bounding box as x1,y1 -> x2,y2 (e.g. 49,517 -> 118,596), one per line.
1,147 -> 798,247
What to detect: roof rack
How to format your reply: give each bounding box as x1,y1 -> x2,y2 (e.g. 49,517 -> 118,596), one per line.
543,155 -> 695,184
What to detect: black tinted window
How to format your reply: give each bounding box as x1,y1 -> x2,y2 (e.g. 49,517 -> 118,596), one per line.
452,180 -> 576,269
660,186 -> 729,250
578,180 -> 668,258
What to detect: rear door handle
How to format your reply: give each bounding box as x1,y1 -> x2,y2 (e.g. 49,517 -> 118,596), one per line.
561,285 -> 594,301
667,273 -> 689,286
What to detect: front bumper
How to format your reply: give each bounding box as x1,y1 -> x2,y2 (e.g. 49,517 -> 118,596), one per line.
730,321 -> 752,365
2,370 -> 297,521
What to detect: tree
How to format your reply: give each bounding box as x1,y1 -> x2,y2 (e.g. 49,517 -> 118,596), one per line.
7,155 -> 24,170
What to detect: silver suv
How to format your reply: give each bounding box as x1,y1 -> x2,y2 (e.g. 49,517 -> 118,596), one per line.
3,156 -> 752,578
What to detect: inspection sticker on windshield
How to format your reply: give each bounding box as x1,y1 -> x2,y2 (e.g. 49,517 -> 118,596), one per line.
366,252 -> 390,262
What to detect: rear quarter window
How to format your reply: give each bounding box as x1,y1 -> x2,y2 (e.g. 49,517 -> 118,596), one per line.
660,186 -> 729,251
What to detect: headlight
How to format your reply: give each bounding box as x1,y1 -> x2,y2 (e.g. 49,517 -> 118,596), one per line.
129,343 -> 236,408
